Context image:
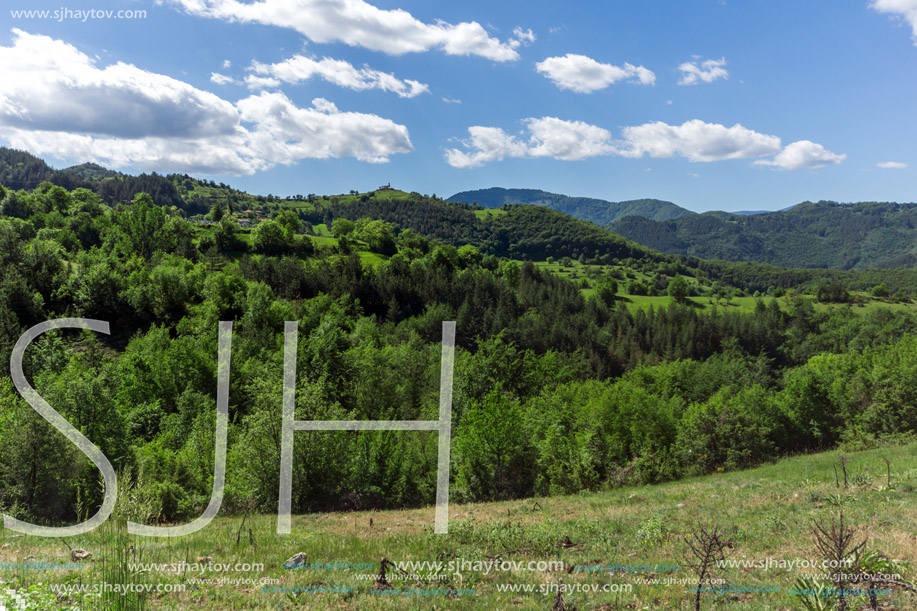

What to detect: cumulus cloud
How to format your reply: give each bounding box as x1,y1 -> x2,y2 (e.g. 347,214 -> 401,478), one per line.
0,29 -> 412,174
0,29 -> 239,140
871,0 -> 917,42
445,117 -> 616,168
525,117 -> 616,160
237,93 -> 412,164
619,119 -> 780,161
677,57 -> 728,85
210,72 -> 236,85
247,55 -> 429,98
754,140 -> 846,170
535,53 -> 655,92
878,160 -> 908,168
166,0 -> 522,61
444,126 -> 529,168
445,117 -> 843,170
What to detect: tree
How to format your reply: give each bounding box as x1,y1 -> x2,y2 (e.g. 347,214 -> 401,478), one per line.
47,185 -> 71,213
668,274 -> 689,303
1,190 -> 32,219
457,244 -> 482,268
816,282 -> 850,303
454,388 -> 533,500
209,202 -> 225,222
252,219 -> 288,254
213,217 -> 243,252
595,277 -> 618,307
330,218 -> 355,237
275,209 -> 302,234
111,193 -> 170,259
354,218 -> 396,255
627,280 -> 648,296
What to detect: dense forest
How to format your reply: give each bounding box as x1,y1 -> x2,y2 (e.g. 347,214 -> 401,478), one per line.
610,200 -> 917,269
448,187 -> 694,225
2,166 -> 917,528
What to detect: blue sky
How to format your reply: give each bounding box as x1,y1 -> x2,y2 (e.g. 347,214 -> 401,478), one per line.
1,0 -> 915,211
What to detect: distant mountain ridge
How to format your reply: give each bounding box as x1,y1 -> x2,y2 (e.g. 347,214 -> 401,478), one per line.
447,187 -> 695,226
609,201 -> 917,270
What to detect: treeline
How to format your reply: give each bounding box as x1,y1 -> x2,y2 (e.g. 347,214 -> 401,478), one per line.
454,334 -> 917,501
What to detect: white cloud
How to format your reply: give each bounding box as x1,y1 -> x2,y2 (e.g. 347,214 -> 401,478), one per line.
754,140 -> 846,170
210,72 -> 236,85
535,53 -> 655,92
222,59 -> 232,68
446,117 -> 843,170
677,57 -> 728,85
878,160 -> 908,168
0,29 -> 412,174
247,54 -> 429,98
524,117 -> 615,160
620,119 -> 781,161
445,117 -> 615,168
237,93 -> 412,164
166,0 -> 522,61
871,0 -> 917,43
444,126 -> 528,169
244,75 -> 281,89
511,27 -> 536,47
442,96 -> 462,104
0,29 -> 240,140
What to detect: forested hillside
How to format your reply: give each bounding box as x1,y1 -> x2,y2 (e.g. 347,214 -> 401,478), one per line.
305,195 -> 655,263
447,187 -> 694,225
0,147 -> 286,216
302,191 -> 917,295
3,176 -> 917,529
611,200 -> 917,269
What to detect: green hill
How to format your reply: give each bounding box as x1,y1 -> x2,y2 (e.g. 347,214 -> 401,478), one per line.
447,187 -> 695,225
0,147 -> 285,215
65,161 -> 123,180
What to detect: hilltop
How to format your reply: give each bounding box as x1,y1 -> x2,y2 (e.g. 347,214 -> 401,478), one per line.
447,187 -> 695,225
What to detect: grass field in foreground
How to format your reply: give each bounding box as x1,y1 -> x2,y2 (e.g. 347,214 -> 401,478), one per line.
2,443 -> 917,609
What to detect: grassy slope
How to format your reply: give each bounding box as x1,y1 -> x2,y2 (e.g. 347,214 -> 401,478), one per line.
2,443 -> 916,610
